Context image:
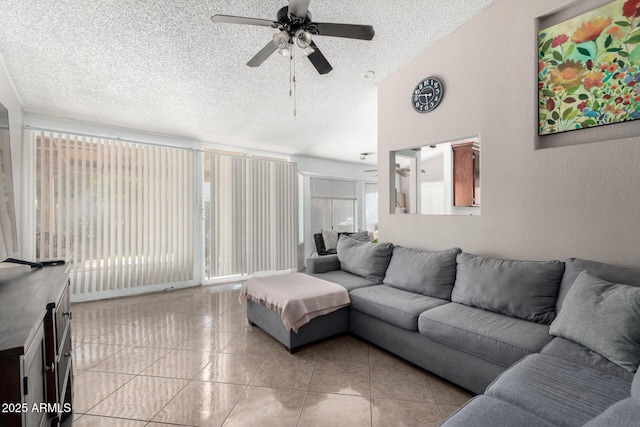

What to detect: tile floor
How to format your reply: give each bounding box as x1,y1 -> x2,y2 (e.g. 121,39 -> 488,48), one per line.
71,284 -> 473,426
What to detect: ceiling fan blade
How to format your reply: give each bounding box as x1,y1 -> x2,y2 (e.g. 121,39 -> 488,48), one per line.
247,41 -> 278,67
211,14 -> 277,28
313,22 -> 375,40
288,0 -> 311,19
307,41 -> 332,74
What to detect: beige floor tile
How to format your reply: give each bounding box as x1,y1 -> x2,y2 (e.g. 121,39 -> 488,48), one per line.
222,386 -> 305,427
427,374 -> 474,406
368,344 -> 412,368
372,398 -> 443,427
91,323 -> 154,346
89,346 -> 170,375
73,371 -> 135,413
250,348 -> 317,390
316,335 -> 369,364
298,392 -> 371,427
73,342 -> 128,371
142,348 -> 216,379
199,352 -> 267,384
439,403 -> 462,419
151,311 -> 218,329
133,327 -> 196,349
152,380 -> 245,426
370,363 -> 436,403
73,415 -> 148,426
146,423 -> 193,427
209,314 -> 251,332
178,329 -> 236,352
87,375 -> 187,420
222,331 -> 276,356
309,360 -> 370,396
72,323 -> 106,343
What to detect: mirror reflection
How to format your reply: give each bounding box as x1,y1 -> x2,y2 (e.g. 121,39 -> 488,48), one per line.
392,137 -> 480,215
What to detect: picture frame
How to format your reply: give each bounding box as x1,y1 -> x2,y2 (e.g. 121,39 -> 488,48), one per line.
538,0 -> 640,137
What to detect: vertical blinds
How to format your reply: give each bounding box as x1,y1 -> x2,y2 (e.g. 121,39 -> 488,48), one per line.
207,153 -> 297,278
31,130 -> 195,297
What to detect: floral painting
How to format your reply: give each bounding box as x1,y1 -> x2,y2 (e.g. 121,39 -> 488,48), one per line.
538,0 -> 640,135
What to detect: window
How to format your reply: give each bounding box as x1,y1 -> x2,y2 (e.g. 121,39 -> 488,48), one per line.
365,183 -> 378,232
310,178 -> 357,237
31,131 -> 195,296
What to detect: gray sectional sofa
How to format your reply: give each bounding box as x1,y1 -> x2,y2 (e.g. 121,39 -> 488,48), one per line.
305,235 -> 640,426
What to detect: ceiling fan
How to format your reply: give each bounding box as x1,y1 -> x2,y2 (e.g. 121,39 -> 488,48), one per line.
211,0 -> 375,75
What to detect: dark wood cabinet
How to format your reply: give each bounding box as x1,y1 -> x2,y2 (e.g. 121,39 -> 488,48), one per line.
0,265 -> 73,427
452,142 -> 480,207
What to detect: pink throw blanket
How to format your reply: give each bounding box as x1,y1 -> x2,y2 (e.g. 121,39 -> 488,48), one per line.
239,272 -> 351,332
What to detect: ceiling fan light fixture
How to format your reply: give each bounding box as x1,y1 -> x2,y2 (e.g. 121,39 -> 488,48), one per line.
272,31 -> 290,50
294,29 -> 312,49
302,45 -> 315,57
278,44 -> 292,57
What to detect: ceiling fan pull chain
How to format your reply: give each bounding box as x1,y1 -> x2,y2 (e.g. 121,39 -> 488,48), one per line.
289,46 -> 293,98
293,46 -> 297,118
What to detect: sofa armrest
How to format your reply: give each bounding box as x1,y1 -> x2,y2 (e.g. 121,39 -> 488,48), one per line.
306,255 -> 340,274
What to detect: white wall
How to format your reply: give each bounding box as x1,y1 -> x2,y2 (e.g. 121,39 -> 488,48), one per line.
378,0 -> 640,267
0,55 -> 23,256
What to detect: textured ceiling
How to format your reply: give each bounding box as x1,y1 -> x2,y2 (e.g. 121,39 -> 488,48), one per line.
0,0 -> 495,164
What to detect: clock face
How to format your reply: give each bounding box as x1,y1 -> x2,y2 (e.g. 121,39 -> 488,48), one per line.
412,77 -> 443,113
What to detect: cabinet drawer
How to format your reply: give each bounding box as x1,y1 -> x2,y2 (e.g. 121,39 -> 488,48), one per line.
55,282 -> 71,351
57,326 -> 72,401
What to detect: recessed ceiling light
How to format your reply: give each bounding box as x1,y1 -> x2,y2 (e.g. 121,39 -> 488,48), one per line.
362,71 -> 375,79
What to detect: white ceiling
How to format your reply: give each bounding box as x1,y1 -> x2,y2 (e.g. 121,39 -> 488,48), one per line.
0,0 -> 495,164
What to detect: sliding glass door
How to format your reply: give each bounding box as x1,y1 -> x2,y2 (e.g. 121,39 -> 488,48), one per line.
203,153 -> 298,281
29,130 -> 195,298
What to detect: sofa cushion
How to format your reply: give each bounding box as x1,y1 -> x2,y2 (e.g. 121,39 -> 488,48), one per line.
383,246 -> 461,299
451,253 -> 564,324
633,369 -> 640,397
583,397 -> 640,427
306,254 -> 340,274
337,236 -> 393,283
440,396 -> 556,427
549,271 -> 640,372
541,337 -> 634,381
349,285 -> 448,331
486,354 -> 632,427
557,257 -> 640,313
309,270 -> 378,292
418,303 -> 553,368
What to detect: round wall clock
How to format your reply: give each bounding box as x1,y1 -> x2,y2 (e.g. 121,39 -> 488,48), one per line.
412,77 -> 444,113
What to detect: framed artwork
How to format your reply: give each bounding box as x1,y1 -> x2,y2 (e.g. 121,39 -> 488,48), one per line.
538,0 -> 640,136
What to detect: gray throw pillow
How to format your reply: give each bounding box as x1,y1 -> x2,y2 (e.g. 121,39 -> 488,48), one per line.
549,271 -> 640,372
383,246 -> 461,299
451,253 -> 565,324
349,231 -> 371,242
556,257 -> 640,313
633,368 -> 640,397
337,235 -> 393,283
321,229 -> 339,251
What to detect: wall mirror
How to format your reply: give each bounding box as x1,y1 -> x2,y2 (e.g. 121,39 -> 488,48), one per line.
391,136 -> 480,215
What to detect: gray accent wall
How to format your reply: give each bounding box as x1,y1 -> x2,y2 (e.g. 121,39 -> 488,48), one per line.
378,0 -> 640,267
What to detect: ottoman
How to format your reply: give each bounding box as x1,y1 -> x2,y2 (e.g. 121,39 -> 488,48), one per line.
240,272 -> 351,353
